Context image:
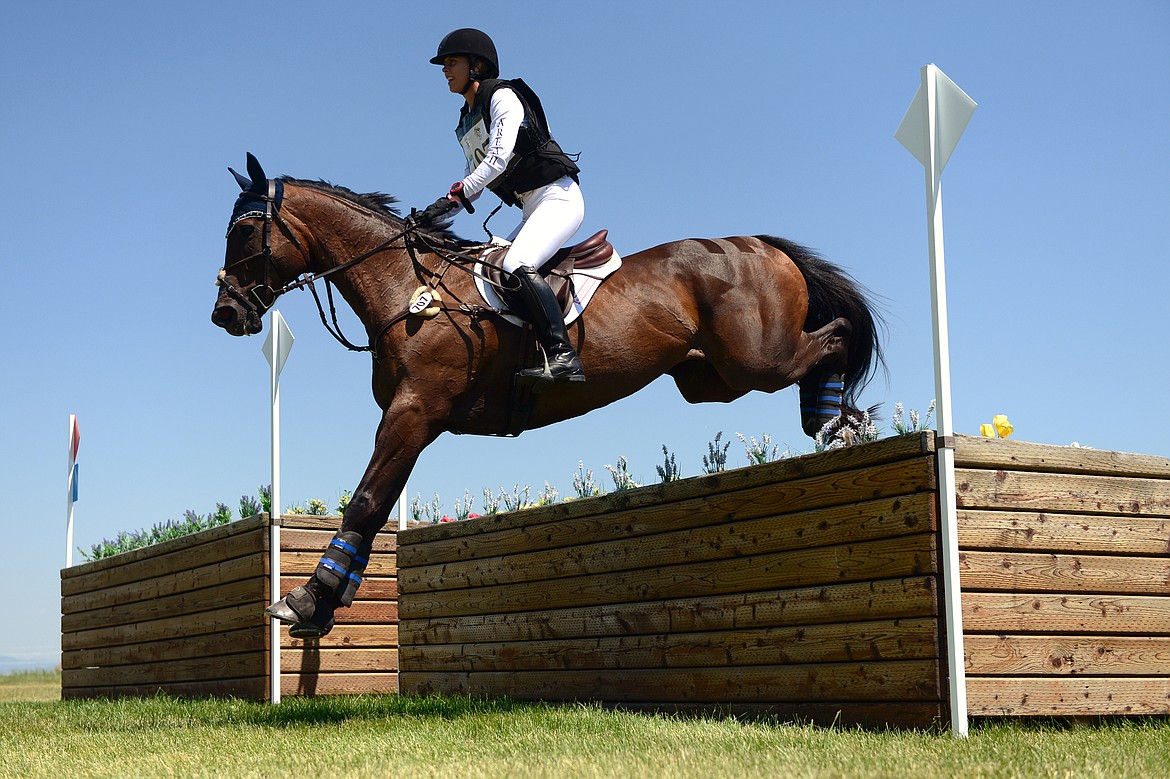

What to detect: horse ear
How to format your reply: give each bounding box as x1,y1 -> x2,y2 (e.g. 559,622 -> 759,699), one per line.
245,152 -> 267,194
228,166 -> 251,191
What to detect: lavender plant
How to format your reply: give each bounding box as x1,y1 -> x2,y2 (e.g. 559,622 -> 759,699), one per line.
605,456 -> 640,491
891,400 -> 936,435
702,432 -> 730,474
481,487 -> 502,515
453,489 -> 475,521
736,432 -> 783,465
499,484 -> 532,513
572,461 -> 599,498
656,445 -> 681,483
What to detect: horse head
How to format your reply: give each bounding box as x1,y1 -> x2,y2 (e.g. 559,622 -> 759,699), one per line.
212,153 -> 308,336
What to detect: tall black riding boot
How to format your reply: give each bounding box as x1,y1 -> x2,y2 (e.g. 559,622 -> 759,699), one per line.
511,266 -> 585,385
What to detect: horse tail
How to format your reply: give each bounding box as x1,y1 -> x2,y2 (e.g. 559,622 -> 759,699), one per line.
755,235 -> 885,409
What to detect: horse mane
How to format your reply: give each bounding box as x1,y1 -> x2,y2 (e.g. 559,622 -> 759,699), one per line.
277,177 -> 469,245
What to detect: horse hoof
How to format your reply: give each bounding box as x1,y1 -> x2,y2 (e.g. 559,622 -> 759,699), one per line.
265,600 -> 300,625
290,619 -> 334,639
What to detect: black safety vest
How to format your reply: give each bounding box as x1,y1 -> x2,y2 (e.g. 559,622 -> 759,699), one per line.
456,78 -> 580,207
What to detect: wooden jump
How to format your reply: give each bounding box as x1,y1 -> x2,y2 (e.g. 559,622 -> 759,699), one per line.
395,433 -> 1170,727
60,514 -> 398,700
61,433 -> 1169,727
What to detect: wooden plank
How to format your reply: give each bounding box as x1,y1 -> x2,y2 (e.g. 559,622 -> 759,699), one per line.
959,551 -> 1170,596
953,435 -> 1170,478
280,648 -> 397,673
400,457 -> 937,569
402,493 -> 937,592
62,626 -> 264,670
281,672 -> 398,697
280,528 -> 396,553
62,526 -> 266,597
63,601 -> 266,651
401,534 -> 937,619
401,576 -> 939,646
401,617 -> 939,672
961,592 -> 1170,635
279,576 -> 397,600
282,624 -> 398,649
61,513 -> 268,581
62,577 -> 266,633
63,554 -> 265,615
966,677 -> 1170,716
954,469 -> 1170,517
965,635 -> 1170,676
957,510 -> 1170,555
64,650 -> 266,688
399,658 -> 942,703
62,675 -> 266,700
402,433 -> 936,547
279,550 -> 396,577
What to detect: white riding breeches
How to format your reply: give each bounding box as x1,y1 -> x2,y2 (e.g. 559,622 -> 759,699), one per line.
500,176 -> 585,273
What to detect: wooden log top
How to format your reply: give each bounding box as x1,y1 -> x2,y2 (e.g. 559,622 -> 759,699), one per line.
60,513 -> 269,580
400,432 -> 938,546
953,435 -> 1170,478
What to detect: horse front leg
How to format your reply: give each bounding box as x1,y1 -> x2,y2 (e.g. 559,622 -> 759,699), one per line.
266,397 -> 440,637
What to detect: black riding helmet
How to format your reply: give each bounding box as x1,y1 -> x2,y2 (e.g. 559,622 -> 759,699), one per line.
430,28 -> 499,80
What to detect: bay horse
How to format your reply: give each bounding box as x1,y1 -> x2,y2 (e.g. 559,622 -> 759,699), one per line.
212,154 -> 883,637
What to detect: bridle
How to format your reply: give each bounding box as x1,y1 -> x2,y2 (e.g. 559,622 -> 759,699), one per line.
217,175 -> 519,355
218,178 -> 304,317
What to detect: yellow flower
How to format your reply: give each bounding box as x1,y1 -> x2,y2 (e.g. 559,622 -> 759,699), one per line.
993,414 -> 1014,439
980,423 -> 996,438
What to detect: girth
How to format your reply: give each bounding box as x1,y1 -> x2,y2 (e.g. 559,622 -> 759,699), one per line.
482,230 -> 614,317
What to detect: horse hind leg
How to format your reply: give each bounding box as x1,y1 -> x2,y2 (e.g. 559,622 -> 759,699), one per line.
796,318 -> 852,438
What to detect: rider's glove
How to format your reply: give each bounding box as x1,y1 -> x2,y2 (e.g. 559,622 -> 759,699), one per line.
407,195 -> 458,228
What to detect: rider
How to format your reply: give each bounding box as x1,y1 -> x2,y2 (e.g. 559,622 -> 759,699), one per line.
415,28 -> 586,385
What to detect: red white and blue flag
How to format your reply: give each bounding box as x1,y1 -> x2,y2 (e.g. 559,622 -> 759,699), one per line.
66,415 -> 80,566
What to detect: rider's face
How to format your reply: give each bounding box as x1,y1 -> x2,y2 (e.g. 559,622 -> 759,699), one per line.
442,56 -> 472,94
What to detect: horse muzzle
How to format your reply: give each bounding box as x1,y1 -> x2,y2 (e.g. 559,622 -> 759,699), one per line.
212,299 -> 264,336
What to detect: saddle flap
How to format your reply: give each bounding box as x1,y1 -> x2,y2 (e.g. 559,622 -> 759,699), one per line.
482,230 -> 614,317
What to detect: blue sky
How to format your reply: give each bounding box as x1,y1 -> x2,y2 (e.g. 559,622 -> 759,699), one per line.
2,1 -> 1167,670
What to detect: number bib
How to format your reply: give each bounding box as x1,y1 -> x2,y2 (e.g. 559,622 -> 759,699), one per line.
457,110 -> 490,171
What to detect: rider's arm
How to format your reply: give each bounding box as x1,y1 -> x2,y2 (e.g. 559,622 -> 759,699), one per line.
460,87 -> 523,199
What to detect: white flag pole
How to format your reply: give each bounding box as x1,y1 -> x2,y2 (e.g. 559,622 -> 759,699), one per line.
262,309 -> 294,704
65,415 -> 79,568
896,63 -> 976,738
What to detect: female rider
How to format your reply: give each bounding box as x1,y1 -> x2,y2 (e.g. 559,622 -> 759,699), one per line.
417,28 -> 586,385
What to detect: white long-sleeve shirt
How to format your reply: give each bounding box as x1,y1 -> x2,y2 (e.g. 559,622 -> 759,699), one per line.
458,86 -> 526,201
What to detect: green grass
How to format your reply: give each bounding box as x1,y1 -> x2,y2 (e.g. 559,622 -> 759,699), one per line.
0,685 -> 1167,779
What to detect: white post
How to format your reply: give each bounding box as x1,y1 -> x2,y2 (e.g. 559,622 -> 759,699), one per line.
896,63 -> 976,738
397,488 -> 408,532
262,309 -> 294,704
65,415 -> 80,568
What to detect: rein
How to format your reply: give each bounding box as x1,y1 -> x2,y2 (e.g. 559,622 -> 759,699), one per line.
222,182 -> 515,359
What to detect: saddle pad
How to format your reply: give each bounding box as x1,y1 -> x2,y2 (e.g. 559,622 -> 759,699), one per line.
474,248 -> 623,327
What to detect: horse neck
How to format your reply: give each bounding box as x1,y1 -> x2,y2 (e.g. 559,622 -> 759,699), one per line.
290,186 -> 415,330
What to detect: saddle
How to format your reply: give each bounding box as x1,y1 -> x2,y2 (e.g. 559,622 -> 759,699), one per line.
481,230 -> 615,317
